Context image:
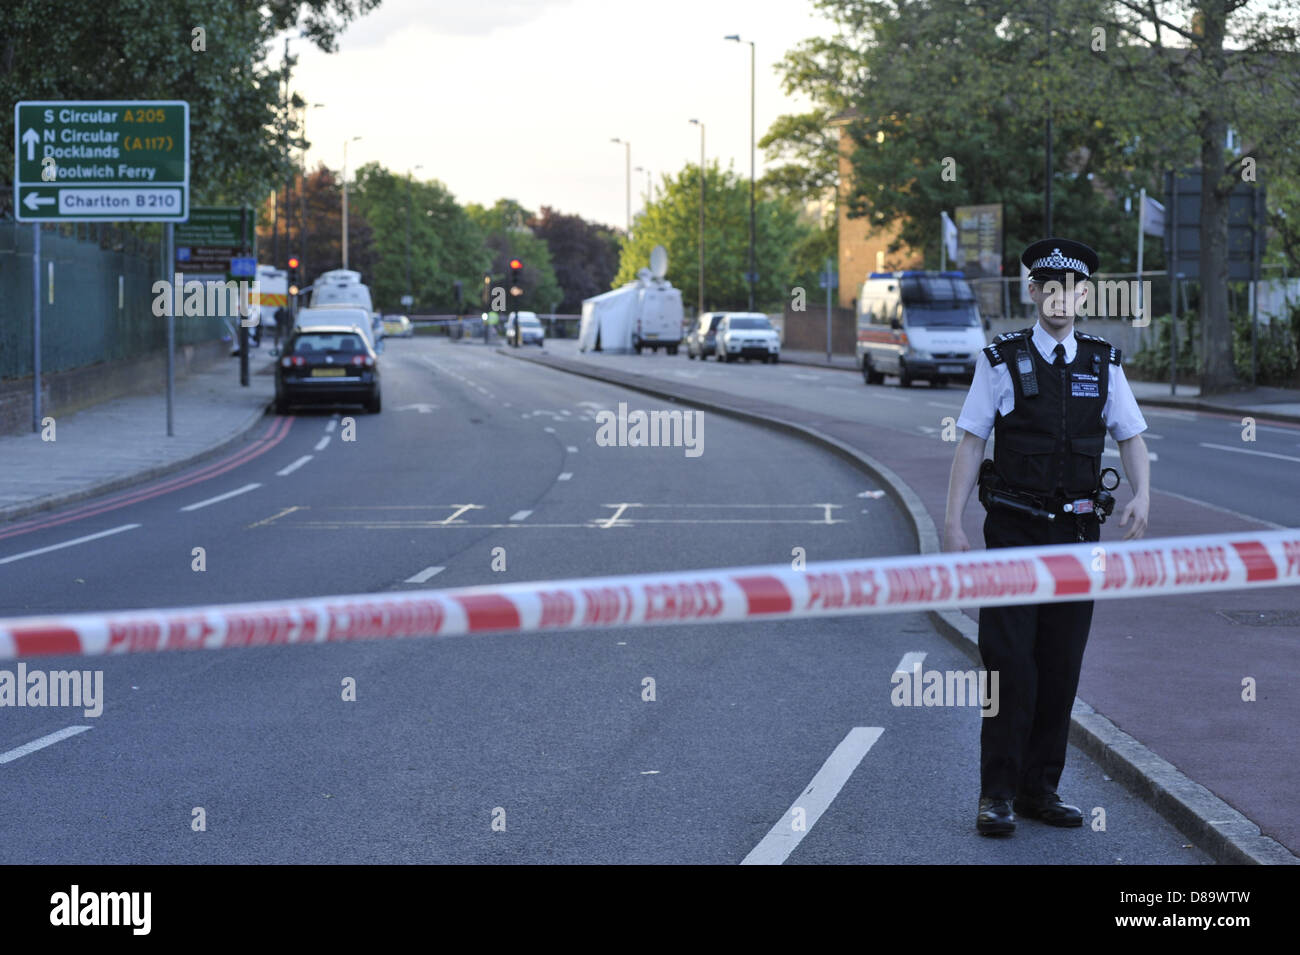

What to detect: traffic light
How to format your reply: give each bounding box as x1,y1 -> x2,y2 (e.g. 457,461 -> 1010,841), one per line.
509,258 -> 522,288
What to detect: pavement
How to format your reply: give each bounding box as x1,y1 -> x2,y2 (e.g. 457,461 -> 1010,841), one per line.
0,347 -> 277,525
779,348 -> 1300,424
502,338 -> 1300,865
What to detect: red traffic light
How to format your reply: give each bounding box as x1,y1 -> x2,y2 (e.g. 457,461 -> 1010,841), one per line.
509,259 -> 522,270
288,256 -> 300,269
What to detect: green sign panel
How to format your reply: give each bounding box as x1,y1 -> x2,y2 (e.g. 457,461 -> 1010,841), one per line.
13,100 -> 189,222
174,206 -> 256,278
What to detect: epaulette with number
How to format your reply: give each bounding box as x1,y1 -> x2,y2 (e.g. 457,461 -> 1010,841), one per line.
1074,330 -> 1122,365
983,327 -> 1033,367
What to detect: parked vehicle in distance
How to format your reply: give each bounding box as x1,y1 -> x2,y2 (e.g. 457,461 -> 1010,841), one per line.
686,311 -> 726,359
578,245 -> 683,355
632,281 -> 683,354
856,270 -> 987,387
310,270 -> 374,312
309,270 -> 382,345
506,311 -> 545,346
275,325 -> 381,414
715,313 -> 780,363
382,314 -> 414,338
253,265 -> 289,336
295,306 -> 377,349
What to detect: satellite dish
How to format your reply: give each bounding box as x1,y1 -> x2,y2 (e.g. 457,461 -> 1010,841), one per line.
650,245 -> 668,279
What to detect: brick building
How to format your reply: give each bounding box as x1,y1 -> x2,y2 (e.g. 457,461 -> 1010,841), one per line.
831,111 -> 923,310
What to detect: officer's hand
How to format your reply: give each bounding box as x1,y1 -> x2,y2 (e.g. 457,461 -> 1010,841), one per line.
1119,494 -> 1149,540
943,525 -> 971,552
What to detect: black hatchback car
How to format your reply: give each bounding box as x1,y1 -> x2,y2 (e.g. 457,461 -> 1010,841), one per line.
275,325 -> 382,413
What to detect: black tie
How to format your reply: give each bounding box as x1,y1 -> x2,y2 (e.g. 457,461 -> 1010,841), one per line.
1053,343 -> 1066,367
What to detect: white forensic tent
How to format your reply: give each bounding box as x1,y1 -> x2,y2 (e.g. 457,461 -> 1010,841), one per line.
578,284 -> 639,353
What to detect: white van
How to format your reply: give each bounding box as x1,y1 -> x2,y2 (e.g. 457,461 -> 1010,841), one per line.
295,306 -> 377,350
856,270 -> 987,387
310,270 -> 381,344
632,281 -> 684,354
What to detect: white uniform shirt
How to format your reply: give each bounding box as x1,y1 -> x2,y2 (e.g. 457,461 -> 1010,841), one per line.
956,322 -> 1147,442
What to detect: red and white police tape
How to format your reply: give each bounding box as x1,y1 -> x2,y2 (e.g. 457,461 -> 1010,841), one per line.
2,529 -> 1297,659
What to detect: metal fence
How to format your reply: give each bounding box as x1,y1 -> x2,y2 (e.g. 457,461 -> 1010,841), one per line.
0,221 -> 224,381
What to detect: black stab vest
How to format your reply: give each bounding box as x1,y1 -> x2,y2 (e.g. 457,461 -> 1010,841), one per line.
990,330 -> 1111,498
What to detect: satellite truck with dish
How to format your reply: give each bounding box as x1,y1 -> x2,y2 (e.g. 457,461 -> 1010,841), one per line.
578,245 -> 684,354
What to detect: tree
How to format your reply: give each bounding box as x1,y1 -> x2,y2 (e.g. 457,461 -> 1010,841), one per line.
1099,0 -> 1300,392
465,199 -> 562,314
612,163 -> 810,312
349,163 -> 489,311
760,112 -> 839,299
0,0 -> 381,217
1269,176 -> 1300,278
530,207 -> 621,313
770,0 -> 1300,392
773,2 -> 1145,275
760,110 -> 841,206
261,163 -> 377,289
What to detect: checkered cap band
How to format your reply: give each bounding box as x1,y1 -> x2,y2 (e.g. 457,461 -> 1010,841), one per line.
1030,247 -> 1089,276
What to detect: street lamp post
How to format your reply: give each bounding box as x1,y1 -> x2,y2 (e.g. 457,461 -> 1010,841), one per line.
634,166 -> 652,207
406,163 -> 423,302
610,137 -> 631,235
725,34 -> 756,311
300,102 -> 323,286
689,118 -> 705,317
1044,0 -> 1054,236
342,135 -> 362,270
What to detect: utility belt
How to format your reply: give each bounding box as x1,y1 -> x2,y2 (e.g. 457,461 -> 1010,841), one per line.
978,459 -> 1118,524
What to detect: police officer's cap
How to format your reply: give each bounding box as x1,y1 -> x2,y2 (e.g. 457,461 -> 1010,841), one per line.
1021,237 -> 1099,281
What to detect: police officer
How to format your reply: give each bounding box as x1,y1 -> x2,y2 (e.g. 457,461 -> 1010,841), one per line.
273,305 -> 290,350
943,238 -> 1150,836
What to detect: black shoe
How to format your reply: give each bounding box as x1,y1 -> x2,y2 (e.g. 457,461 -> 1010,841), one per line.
1014,792 -> 1084,827
976,796 -> 1016,836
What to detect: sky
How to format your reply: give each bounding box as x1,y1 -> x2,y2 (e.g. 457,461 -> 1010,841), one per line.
291,0 -> 826,231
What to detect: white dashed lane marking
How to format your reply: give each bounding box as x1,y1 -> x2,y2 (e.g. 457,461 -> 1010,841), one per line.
315,436 -> 331,451
1199,442 -> 1300,465
509,510 -> 533,522
0,524 -> 140,565
893,652 -> 927,677
180,483 -> 261,513
404,566 -> 445,584
0,726 -> 93,765
276,455 -> 313,477
741,727 -> 885,866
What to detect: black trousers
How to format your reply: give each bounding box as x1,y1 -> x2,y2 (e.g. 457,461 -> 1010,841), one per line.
978,506 -> 1099,800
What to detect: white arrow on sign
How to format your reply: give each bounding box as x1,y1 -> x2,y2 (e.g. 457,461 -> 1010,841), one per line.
22,192 -> 54,211
22,128 -> 40,161
396,403 -> 438,413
